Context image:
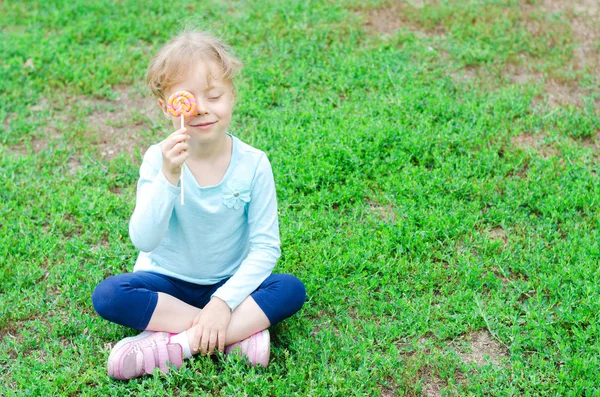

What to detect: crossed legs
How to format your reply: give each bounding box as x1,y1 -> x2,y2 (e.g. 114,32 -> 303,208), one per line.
146,292 -> 270,347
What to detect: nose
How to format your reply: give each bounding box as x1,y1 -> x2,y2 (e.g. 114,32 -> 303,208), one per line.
195,96 -> 209,115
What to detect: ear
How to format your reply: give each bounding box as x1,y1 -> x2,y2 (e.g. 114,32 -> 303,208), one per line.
158,98 -> 170,118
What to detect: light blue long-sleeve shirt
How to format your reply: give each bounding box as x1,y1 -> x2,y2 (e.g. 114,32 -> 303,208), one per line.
129,134 -> 281,311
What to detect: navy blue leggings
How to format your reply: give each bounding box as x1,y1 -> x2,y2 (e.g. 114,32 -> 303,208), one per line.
92,271 -> 306,330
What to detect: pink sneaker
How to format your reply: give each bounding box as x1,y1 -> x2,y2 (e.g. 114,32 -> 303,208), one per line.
107,331 -> 183,380
225,329 -> 270,367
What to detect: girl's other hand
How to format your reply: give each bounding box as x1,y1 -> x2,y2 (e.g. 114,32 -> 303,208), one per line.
161,128 -> 189,186
189,297 -> 232,355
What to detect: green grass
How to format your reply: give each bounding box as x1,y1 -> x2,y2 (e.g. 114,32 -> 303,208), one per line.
1,0 -> 599,395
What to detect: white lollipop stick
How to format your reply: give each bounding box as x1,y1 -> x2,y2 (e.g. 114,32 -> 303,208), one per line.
180,114 -> 185,206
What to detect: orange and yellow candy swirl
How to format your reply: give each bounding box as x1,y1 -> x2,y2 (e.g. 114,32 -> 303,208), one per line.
167,90 -> 198,119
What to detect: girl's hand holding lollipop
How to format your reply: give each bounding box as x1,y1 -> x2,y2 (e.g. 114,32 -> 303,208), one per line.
167,90 -> 197,205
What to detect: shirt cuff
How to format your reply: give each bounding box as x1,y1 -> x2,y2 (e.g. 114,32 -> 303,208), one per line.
156,169 -> 182,195
211,291 -> 239,312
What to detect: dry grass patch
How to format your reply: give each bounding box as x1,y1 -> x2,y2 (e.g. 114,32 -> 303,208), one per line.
511,132 -> 560,158
367,198 -> 396,223
0,322 -> 22,341
504,63 -> 542,85
544,79 -> 595,109
449,66 -> 477,84
6,85 -> 163,160
9,137 -> 50,155
359,1 -> 443,38
81,85 -> 163,160
468,2 -> 596,109
487,226 -> 506,243
357,0 -> 598,110
418,365 -> 445,397
532,0 -> 599,109
379,375 -> 403,396
581,130 -> 600,150
6,98 -> 61,155
487,226 -> 508,249
455,330 -> 508,367
541,0 -> 599,74
67,156 -> 82,175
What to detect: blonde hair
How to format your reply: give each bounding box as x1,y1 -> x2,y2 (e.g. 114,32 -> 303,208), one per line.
146,30 -> 243,100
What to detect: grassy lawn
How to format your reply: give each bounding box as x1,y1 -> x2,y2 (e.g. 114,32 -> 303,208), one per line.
1,0 -> 599,395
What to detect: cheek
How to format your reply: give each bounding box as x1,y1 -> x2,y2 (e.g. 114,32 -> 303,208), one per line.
214,102 -> 234,118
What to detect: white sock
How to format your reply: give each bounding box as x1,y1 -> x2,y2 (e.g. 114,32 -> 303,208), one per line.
170,331 -> 193,359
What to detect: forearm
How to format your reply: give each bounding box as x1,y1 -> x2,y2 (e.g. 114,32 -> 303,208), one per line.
212,244 -> 280,310
129,170 -> 179,252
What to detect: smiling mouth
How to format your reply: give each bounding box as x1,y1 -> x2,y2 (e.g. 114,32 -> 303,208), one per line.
190,121 -> 217,128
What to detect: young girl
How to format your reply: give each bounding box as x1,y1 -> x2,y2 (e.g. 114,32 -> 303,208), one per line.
92,30 -> 306,380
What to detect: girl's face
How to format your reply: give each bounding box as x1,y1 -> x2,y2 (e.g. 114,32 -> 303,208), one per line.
160,61 -> 235,144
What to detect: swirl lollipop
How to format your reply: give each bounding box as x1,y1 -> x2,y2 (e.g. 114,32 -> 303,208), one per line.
168,90 -> 198,126
167,90 -> 197,205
